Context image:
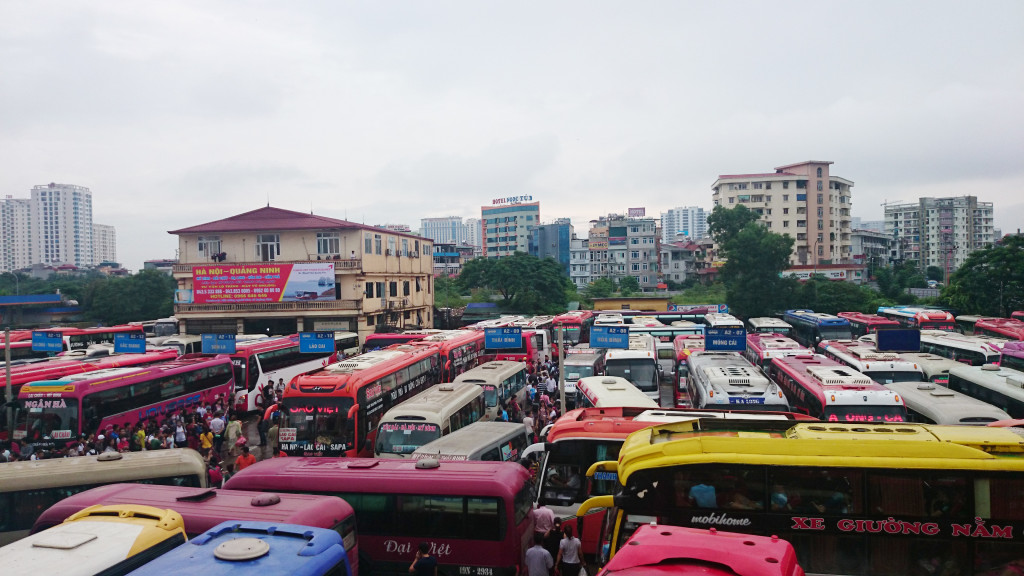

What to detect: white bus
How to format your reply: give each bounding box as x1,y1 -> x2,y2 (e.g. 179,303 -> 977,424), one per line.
883,380 -> 1011,426
0,449 -> 208,546
818,340 -> 925,384
575,376 -> 659,409
745,317 -> 793,335
0,504 -> 187,576
453,360 -> 529,420
686,351 -> 789,412
947,364 -> 1024,419
594,314 -> 625,326
702,312 -> 744,329
604,333 -> 661,403
411,421 -> 530,463
899,352 -> 964,386
373,381 -> 486,458
918,330 -> 1006,366
626,321 -> 703,345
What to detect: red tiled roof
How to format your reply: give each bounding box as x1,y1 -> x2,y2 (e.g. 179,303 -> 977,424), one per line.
167,206 -> 423,240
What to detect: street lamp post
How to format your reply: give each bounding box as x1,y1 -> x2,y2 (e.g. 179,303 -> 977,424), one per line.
812,240 -> 820,277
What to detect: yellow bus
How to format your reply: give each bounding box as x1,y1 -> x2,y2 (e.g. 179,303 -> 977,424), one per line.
578,421 -> 1024,575
0,504 -> 187,576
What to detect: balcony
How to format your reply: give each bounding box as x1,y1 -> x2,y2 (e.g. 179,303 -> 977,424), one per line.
175,299 -> 362,315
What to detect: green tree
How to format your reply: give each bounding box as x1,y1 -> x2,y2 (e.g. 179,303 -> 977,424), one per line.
943,236 -> 1024,316
799,276 -> 874,315
617,276 -> 640,296
458,252 -> 569,314
87,270 -> 175,325
583,278 -> 616,299
434,275 -> 466,308
708,206 -> 794,318
926,266 -> 944,283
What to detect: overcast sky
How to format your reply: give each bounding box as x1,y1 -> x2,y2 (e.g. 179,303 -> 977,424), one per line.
2,1 -> 1022,270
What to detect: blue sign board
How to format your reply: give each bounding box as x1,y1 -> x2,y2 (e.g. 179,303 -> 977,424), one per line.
591,325 -> 630,349
202,333 -> 237,354
114,332 -> 147,354
300,331 -> 336,353
704,327 -> 747,352
485,327 -> 522,349
877,329 -> 921,352
31,331 -> 63,353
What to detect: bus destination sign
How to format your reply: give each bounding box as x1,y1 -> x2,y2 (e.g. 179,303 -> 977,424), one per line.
113,332 -> 147,354
591,325 -> 630,349
201,333 -> 237,354
485,327 -> 522,349
31,331 -> 63,353
299,331 -> 336,353
705,327 -> 747,352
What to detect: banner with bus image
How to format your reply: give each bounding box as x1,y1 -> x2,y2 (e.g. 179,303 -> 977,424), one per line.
192,263 -> 336,304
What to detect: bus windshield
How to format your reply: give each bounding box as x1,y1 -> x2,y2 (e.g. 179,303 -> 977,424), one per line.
824,405 -> 907,423
820,326 -> 853,341
376,422 -> 441,455
562,327 -> 582,345
21,398 -> 78,442
1002,355 -> 1024,373
606,361 -> 658,393
539,439 -> 621,507
863,370 -> 926,384
482,385 -> 498,407
281,397 -> 355,456
564,365 -> 597,380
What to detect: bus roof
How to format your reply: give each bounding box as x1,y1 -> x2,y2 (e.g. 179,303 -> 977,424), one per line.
976,317 -> 1024,340
0,449 -> 208,492
837,312 -> 900,326
411,421 -> 527,460
223,457 -> 529,498
784,310 -> 850,326
599,523 -> 804,576
883,381 -> 1011,425
378,381 -> 482,421
32,484 -> 355,537
19,356 -> 232,395
453,360 -> 527,384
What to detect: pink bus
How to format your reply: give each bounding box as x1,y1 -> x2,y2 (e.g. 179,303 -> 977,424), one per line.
224,457 -> 534,576
742,332 -> 809,371
16,356 -> 234,451
975,317 -> 1024,342
837,311 -> 901,338
30,483 -> 359,574
765,354 -> 907,423
596,523 -> 805,576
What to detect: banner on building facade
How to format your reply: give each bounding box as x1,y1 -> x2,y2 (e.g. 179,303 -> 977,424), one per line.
192,262 -> 336,304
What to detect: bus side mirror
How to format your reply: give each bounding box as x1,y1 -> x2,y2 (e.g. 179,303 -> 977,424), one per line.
347,404 -> 359,420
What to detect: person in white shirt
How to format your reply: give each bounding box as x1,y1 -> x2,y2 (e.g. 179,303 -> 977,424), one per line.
556,525 -> 583,576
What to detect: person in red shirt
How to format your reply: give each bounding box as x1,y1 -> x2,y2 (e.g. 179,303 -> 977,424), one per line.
234,445 -> 256,473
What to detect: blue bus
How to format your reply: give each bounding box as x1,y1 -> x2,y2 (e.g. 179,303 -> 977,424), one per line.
783,309 -> 853,348
126,521 -> 352,576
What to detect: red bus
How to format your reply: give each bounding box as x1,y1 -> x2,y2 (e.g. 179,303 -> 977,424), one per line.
765,354 -> 907,423
360,329 -> 442,353
481,328 -> 547,365
877,307 -> 956,331
1013,311 -> 1024,322
596,523 -> 805,576
552,311 -> 595,349
525,406 -> 814,562
672,335 -> 704,407
405,329 -> 485,382
742,332 -> 809,371
224,457 -> 534,576
30,484 -> 359,574
279,345 -> 441,457
0,329 -> 34,343
974,317 -> 1024,341
1,341 -> 52,363
16,357 -> 234,451
203,334 -> 353,414
837,311 -> 901,338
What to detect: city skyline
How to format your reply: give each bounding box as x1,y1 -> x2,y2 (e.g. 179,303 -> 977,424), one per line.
2,2 -> 1021,271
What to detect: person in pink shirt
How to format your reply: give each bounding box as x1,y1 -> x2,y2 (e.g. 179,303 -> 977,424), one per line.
532,502 -> 555,537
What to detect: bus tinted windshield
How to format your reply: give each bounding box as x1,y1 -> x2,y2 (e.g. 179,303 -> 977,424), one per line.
376,422 -> 441,455
605,361 -> 658,392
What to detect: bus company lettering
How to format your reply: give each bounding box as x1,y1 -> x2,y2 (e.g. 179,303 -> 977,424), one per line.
690,512 -> 752,527
384,539 -> 453,558
792,517 -> 1013,539
136,393 -> 202,420
23,399 -> 67,409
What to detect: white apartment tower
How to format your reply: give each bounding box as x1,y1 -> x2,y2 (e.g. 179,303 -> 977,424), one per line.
92,223 -> 118,265
0,197 -> 33,272
884,196 -> 994,275
32,183 -> 94,268
421,216 -> 470,245
712,161 -> 853,266
661,206 -> 708,243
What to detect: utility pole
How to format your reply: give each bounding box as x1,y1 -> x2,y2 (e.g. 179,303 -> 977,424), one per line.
5,328 -> 12,442
557,327 -> 566,417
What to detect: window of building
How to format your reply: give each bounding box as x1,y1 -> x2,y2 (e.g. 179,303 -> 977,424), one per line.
817,219 -> 824,230
416,277 -> 421,292
816,167 -> 823,178
817,181 -> 823,192
783,182 -> 790,189
766,183 -> 772,190
766,195 -> 772,202
365,282 -> 375,298
766,221 -> 772,228
402,239 -> 409,256
783,194 -> 789,202
729,197 -> 735,204
387,237 -> 396,255
367,315 -> 375,327
817,193 -> 823,203
403,281 -> 410,296
817,207 -> 824,217
797,181 -> 807,189
797,220 -> 807,228
738,183 -> 748,190
389,282 -> 398,297
197,236 -> 221,259
783,221 -> 790,228
374,234 -> 382,255
317,232 -> 340,257
753,182 -> 763,189
255,234 -> 279,262
783,208 -> 789,214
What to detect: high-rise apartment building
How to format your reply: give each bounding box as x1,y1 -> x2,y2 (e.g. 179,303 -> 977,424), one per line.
529,218 -> 573,274
1,183 -> 106,272
93,224 -> 118,265
575,213 -> 659,290
884,196 -> 994,275
481,201 -> 539,259
421,216 -> 470,245
712,161 -> 853,266
0,197 -> 32,272
661,206 -> 708,244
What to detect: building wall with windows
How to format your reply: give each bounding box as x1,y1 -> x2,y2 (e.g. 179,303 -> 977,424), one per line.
421,216 -> 470,245
170,206 -> 434,342
0,197 -> 32,272
92,223 -> 117,266
569,237 -> 591,290
31,183 -> 94,269
885,196 -> 994,274
529,218 -> 573,274
711,161 -> 853,266
481,202 -> 539,259
661,206 -> 708,244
